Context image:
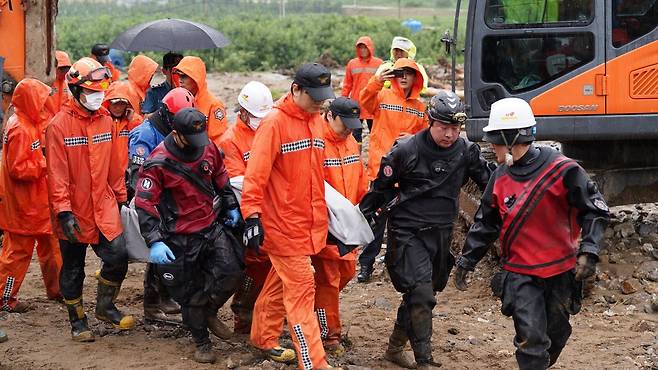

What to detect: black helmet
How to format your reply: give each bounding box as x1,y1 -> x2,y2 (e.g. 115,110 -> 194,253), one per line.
427,90 -> 467,125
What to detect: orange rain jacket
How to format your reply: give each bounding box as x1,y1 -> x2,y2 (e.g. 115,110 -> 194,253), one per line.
241,93 -> 327,257
0,79 -> 53,235
173,56 -> 228,142
360,58 -> 428,180
341,36 -> 383,120
105,61 -> 121,82
217,116 -> 255,177
46,100 -> 127,244
319,123 -> 368,260
126,55 -> 158,126
103,81 -> 138,173
44,51 -> 72,119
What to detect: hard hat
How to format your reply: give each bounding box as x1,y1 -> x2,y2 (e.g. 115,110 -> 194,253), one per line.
238,81 -> 273,118
427,90 -> 467,125
162,87 -> 196,115
483,98 -> 536,145
55,51 -> 72,68
67,57 -> 111,92
91,43 -> 111,63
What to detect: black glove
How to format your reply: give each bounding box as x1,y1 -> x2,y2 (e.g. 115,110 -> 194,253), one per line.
454,266 -> 469,291
575,253 -> 597,281
58,211 -> 81,243
243,217 -> 265,254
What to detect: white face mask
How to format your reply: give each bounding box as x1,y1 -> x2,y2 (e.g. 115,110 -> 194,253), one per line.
247,116 -> 262,131
81,91 -> 105,111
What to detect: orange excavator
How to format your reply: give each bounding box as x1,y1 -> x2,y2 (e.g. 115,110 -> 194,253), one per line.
0,0 -> 57,119
447,0 -> 658,205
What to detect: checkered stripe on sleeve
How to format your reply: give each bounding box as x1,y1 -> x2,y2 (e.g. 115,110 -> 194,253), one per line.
30,139 -> 41,151
280,138 -> 311,154
64,136 -> 88,147
92,132 -> 113,144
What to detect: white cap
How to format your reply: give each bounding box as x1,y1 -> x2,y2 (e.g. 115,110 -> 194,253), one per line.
483,97 -> 536,132
238,81 -> 274,118
391,36 -> 413,52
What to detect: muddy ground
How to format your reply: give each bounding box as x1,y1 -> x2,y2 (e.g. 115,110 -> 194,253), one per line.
2,72 -> 658,369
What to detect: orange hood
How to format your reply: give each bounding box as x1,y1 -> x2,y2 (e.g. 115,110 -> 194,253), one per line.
391,58 -> 424,100
355,36 -> 376,62
12,78 -> 52,124
103,81 -> 139,112
173,56 -> 209,96
128,55 -> 158,97
56,50 -> 72,68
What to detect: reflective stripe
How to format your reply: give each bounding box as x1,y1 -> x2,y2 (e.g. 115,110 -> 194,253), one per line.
323,158 -> 342,167
316,309 -> 329,339
342,154 -> 360,165
92,132 -> 112,144
243,151 -> 251,162
293,324 -> 313,370
281,138 -> 324,154
405,107 -> 425,118
313,138 -> 325,149
64,136 -> 88,147
324,154 -> 360,168
119,130 -> 130,137
351,67 -> 378,74
380,103 -> 404,113
30,139 -> 41,151
2,276 -> 15,310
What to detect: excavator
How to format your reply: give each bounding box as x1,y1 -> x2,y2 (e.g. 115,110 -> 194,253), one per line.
446,0 -> 658,205
0,0 -> 57,119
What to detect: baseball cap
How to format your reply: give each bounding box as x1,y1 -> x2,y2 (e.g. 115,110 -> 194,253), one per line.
91,43 -> 110,63
293,63 -> 335,102
329,97 -> 361,130
172,108 -> 210,147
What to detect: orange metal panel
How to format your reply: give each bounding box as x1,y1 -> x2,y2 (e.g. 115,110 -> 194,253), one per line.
0,3 -> 26,81
530,63 -> 606,116
608,40 -> 658,113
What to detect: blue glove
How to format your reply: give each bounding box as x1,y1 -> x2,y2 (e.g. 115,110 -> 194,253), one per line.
224,208 -> 241,228
149,241 -> 175,264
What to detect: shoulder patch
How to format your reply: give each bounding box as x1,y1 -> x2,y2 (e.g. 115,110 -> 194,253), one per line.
214,108 -> 225,121
141,178 -> 153,190
135,146 -> 146,157
593,198 -> 609,212
383,165 -> 393,177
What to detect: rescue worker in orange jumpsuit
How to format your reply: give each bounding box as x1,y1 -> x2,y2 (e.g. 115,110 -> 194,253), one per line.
103,81 -> 138,174
0,78 -> 63,313
313,97 -> 368,356
44,51 -> 72,119
341,36 -> 383,144
125,54 -> 158,129
173,56 -> 228,143
47,57 -> 134,342
357,58 -> 428,283
217,81 -> 274,334
242,63 -> 334,369
91,43 -> 121,82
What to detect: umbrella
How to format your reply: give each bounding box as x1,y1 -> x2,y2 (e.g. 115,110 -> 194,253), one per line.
109,18 -> 230,52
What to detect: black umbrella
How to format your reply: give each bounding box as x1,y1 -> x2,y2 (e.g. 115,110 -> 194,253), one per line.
109,18 -> 230,52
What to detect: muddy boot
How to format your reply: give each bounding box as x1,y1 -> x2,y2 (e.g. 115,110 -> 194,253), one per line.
193,342 -> 216,364
417,362 -> 442,369
207,314 -> 232,339
357,265 -> 373,283
384,325 -> 417,369
230,275 -> 257,334
325,342 -> 346,357
158,297 -> 181,315
95,278 -> 135,330
264,346 -> 296,364
144,305 -> 183,324
65,297 -> 95,342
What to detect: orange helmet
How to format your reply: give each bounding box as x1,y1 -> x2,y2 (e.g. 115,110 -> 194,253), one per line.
66,57 -> 111,92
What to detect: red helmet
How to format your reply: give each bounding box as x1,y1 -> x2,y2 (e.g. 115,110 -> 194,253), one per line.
66,57 -> 111,91
162,87 -> 195,114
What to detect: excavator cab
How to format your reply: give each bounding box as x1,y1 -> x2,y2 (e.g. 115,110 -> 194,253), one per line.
462,0 -> 658,204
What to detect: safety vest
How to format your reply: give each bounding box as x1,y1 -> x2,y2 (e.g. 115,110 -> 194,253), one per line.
493,154 -> 580,278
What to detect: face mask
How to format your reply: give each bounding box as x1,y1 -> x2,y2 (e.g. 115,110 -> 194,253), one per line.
247,116 -> 262,131
81,91 -> 105,111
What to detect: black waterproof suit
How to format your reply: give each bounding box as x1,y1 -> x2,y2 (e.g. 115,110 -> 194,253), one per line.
360,128 -> 492,365
457,146 -> 609,370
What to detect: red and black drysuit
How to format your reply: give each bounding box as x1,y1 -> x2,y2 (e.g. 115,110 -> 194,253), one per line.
457,146 -> 609,370
135,135 -> 244,347
359,129 -> 492,366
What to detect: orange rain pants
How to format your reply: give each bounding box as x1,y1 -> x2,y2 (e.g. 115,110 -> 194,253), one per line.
0,233 -> 61,310
251,254 -> 329,370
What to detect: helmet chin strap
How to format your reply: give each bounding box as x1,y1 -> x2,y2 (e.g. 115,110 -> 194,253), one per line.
499,130 -> 521,166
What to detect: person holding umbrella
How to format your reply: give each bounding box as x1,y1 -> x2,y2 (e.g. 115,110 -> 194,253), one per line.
141,52 -> 184,115
173,56 -> 228,143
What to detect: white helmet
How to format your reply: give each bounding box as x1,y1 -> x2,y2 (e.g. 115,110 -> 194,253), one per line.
238,81 -> 273,118
483,97 -> 536,132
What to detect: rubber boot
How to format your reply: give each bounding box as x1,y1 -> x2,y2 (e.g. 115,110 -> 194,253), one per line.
0,329 -> 6,343
264,346 -> 297,364
357,265 -> 373,283
158,297 -> 182,315
95,277 -> 135,330
384,325 -> 417,369
207,293 -> 233,339
64,297 -> 95,342
193,342 -> 217,364
230,275 -> 257,334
